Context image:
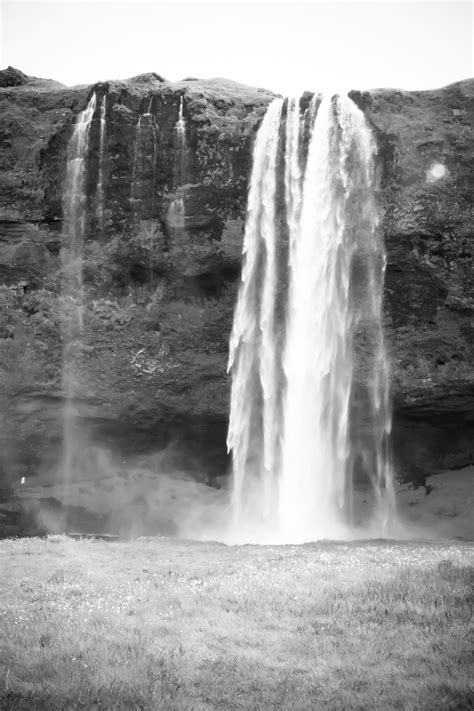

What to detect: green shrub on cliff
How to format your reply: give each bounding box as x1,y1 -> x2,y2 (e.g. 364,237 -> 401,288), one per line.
83,223 -> 169,291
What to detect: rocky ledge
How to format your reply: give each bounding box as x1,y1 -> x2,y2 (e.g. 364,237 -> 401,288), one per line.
0,67 -> 472,509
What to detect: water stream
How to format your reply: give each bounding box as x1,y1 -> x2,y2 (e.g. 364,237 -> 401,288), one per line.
227,93 -> 395,543
130,98 -> 158,217
60,93 -> 97,489
96,95 -> 107,233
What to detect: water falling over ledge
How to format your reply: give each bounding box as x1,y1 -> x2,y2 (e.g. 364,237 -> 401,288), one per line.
60,94 -> 97,494
167,95 -> 188,241
96,94 -> 107,233
226,93 -> 396,544
130,97 -> 159,218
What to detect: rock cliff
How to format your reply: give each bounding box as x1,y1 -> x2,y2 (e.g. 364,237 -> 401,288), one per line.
0,68 -> 472,521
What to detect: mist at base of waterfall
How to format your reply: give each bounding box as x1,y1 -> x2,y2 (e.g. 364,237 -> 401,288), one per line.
180,466 -> 473,545
180,488 -> 409,546
17,446 -> 472,543
20,441 -> 225,539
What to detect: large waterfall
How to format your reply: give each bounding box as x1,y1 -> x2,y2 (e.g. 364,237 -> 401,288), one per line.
227,94 -> 395,543
60,93 -> 97,487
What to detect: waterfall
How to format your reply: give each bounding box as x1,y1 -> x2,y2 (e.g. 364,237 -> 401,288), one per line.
174,95 -> 187,190
176,96 -> 186,153
96,95 -> 107,232
227,99 -> 284,530
227,93 -> 395,543
167,95 -> 187,236
130,98 -> 158,216
60,93 -> 96,487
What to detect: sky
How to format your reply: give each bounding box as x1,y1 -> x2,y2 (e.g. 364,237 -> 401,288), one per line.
1,0 -> 472,95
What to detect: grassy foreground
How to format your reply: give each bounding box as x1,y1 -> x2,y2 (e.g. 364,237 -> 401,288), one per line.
0,537 -> 472,710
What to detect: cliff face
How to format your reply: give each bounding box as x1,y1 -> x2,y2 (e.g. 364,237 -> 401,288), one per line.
360,83 -> 474,477
0,69 -> 472,504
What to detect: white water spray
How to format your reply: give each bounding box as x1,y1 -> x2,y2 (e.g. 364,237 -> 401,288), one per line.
227,93 -> 395,543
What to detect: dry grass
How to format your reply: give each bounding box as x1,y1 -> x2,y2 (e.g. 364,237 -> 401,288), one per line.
0,536 -> 472,710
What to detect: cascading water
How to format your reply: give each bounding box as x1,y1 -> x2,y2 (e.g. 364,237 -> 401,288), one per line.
60,93 -> 97,489
227,99 -> 284,530
174,95 -> 187,188
96,95 -> 107,232
227,93 -> 395,543
168,95 -> 187,235
131,97 -> 158,216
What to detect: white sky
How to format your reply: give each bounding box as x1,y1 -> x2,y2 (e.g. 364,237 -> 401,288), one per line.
1,0 -> 473,94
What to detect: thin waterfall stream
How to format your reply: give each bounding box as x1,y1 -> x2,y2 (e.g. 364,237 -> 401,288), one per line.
175,95 -> 186,186
131,98 -> 158,217
60,93 -> 97,490
96,95 -> 107,233
167,95 -> 187,238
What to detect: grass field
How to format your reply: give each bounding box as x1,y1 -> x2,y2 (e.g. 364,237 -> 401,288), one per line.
0,536 -> 472,710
